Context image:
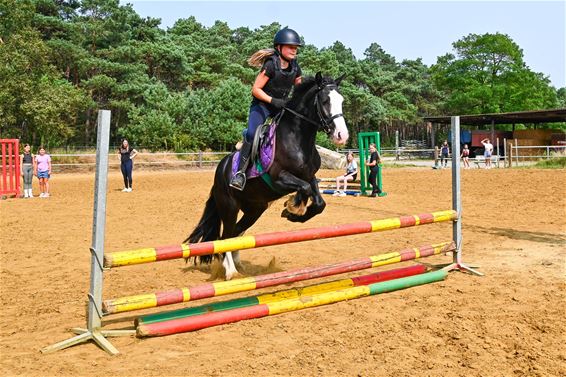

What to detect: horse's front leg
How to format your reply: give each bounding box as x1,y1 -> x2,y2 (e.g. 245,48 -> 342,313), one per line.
289,176 -> 326,223
274,172 -> 324,223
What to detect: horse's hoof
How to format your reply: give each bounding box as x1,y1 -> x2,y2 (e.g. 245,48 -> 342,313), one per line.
285,213 -> 303,222
225,271 -> 243,281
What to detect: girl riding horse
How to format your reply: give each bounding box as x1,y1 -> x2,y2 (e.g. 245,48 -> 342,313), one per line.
187,72 -> 348,280
230,27 -> 303,191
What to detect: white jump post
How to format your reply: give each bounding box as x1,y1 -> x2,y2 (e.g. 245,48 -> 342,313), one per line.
446,116 -> 482,275
41,110 -> 135,355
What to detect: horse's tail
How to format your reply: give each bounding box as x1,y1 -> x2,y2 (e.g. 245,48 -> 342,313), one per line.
184,189 -> 221,264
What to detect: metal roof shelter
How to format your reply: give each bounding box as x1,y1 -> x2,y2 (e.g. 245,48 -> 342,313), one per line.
424,109 -> 566,147
424,108 -> 566,125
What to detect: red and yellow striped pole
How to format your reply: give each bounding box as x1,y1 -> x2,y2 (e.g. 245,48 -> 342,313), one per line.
104,210 -> 457,268
136,270 -> 448,337
103,242 -> 454,314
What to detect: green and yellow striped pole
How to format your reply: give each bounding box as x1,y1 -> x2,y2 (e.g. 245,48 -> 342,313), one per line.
137,270 -> 448,337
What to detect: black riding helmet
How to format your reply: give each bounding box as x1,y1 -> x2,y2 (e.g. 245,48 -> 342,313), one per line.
273,27 -> 303,47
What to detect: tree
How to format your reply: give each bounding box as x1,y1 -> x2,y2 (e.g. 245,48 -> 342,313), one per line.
431,32 -> 558,114
0,1 -> 90,144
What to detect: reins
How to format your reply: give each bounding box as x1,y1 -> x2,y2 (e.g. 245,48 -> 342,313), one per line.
281,83 -> 344,134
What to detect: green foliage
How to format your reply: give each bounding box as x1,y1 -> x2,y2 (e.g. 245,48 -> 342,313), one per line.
431,33 -> 559,115
120,78 -> 249,151
1,3 -> 561,150
532,157 -> 566,169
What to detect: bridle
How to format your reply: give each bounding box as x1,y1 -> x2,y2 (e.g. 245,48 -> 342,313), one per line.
282,83 -> 344,134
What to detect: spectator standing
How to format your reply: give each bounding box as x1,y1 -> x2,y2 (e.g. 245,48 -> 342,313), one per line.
365,143 -> 382,197
119,139 -> 138,192
481,138 -> 494,169
433,145 -> 440,169
440,140 -> 450,168
334,151 -> 358,196
34,147 -> 51,198
461,144 -> 471,169
20,143 -> 34,198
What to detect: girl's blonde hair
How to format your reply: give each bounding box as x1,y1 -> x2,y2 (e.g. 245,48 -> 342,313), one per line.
248,48 -> 275,68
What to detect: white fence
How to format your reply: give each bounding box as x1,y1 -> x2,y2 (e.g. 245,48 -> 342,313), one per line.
48,151 -> 231,171
44,144 -> 565,171
506,144 -> 566,167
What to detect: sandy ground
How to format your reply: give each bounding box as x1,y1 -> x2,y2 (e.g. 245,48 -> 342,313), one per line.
0,167 -> 565,377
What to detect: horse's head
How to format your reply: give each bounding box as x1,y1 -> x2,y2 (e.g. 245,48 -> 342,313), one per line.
314,72 -> 349,146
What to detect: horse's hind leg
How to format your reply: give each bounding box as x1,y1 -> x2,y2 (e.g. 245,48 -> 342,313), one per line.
230,205 -> 269,272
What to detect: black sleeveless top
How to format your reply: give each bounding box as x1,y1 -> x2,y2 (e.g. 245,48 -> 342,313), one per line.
120,147 -> 133,164
22,152 -> 33,164
252,53 -> 302,112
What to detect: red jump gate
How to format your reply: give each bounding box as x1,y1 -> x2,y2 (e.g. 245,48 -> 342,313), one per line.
0,139 -> 21,198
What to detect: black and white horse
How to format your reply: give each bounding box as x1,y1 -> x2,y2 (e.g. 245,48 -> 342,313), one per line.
186,72 -> 348,279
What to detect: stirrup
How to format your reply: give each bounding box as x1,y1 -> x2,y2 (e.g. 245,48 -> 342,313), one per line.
229,171 -> 246,191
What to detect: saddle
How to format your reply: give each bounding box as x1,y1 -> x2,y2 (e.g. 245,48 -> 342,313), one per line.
231,116 -> 279,179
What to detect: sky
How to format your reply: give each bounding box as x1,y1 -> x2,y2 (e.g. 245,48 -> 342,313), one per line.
122,1 -> 566,88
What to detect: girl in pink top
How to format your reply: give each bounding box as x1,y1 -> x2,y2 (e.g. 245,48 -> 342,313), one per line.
34,147 -> 52,198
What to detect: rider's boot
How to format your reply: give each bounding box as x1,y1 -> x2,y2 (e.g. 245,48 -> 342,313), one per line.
230,141 -> 252,191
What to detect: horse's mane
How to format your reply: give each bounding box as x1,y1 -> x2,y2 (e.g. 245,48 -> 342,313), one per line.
288,75 -> 333,107
291,76 -> 317,100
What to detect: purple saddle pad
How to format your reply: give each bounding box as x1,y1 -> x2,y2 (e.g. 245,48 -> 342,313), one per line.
231,122 -> 277,179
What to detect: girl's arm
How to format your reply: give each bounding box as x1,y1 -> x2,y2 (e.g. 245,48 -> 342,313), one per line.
47,158 -> 52,174
130,148 -> 138,159
20,154 -> 23,174
33,156 -> 37,175
251,71 -> 272,103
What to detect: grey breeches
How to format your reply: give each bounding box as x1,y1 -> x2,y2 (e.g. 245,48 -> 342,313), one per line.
23,164 -> 33,189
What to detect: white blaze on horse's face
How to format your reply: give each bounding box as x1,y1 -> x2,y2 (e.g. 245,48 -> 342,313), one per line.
328,89 -> 349,145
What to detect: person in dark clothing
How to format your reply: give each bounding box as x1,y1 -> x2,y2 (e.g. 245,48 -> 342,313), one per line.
118,139 -> 138,192
440,140 -> 450,168
230,27 -> 303,191
365,143 -> 382,197
20,143 -> 35,198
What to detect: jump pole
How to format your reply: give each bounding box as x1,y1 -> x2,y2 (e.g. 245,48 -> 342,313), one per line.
104,210 -> 457,268
103,241 -> 454,314
318,178 -> 361,185
136,264 -> 427,326
321,189 -> 361,196
137,270 -> 448,337
318,183 -> 361,189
